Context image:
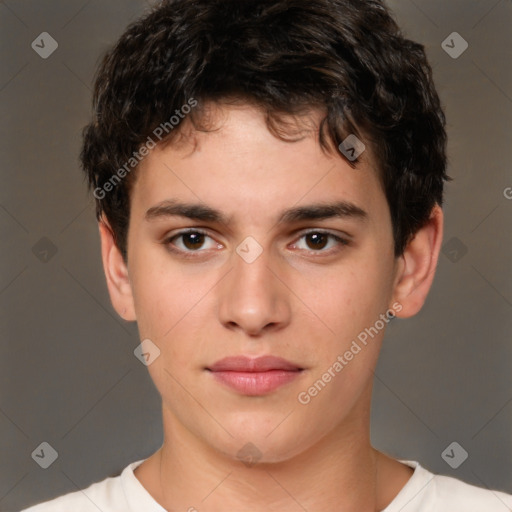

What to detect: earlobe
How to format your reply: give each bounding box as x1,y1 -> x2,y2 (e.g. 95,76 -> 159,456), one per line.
392,205 -> 444,318
98,219 -> 137,321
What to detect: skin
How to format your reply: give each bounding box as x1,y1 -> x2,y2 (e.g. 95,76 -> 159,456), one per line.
99,102 -> 443,511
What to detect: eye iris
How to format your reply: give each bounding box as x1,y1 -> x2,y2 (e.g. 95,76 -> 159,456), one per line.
306,233 -> 328,250
183,232 -> 205,250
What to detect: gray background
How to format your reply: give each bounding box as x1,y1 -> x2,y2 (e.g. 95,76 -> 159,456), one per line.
1,0 -> 511,510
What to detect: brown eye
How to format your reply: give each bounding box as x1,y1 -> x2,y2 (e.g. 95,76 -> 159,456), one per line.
165,230 -> 219,255
292,231 -> 349,254
304,232 -> 329,250
181,232 -> 206,250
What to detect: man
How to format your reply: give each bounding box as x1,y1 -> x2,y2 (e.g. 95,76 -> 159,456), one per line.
22,0 -> 512,510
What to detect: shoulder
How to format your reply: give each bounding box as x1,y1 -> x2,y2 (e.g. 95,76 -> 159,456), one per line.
19,462 -> 140,512
431,471 -> 512,511
389,461 -> 512,512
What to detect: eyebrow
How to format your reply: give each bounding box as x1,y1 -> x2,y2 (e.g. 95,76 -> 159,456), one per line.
144,199 -> 368,225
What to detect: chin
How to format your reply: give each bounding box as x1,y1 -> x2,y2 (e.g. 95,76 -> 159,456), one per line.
209,422 -> 317,466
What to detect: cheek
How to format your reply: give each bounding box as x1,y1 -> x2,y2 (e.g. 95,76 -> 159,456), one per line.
291,263 -> 389,423
130,246 -> 208,339
129,252 -> 222,395
294,256 -> 392,343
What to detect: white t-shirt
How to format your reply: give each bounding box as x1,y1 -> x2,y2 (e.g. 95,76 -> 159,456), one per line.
20,459 -> 512,512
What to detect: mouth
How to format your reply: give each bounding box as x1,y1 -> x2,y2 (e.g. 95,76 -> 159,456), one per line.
205,355 -> 305,396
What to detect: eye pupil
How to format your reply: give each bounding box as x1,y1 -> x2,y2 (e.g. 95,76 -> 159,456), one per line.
183,232 -> 205,250
306,233 -> 328,250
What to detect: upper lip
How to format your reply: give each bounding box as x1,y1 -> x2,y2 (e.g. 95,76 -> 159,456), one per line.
207,355 -> 303,372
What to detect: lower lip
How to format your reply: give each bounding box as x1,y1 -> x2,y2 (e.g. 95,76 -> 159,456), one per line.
209,369 -> 303,395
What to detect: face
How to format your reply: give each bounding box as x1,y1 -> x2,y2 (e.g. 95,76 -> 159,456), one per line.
114,103 -> 406,462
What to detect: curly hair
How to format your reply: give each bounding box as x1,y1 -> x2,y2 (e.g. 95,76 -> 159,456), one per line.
80,0 -> 449,261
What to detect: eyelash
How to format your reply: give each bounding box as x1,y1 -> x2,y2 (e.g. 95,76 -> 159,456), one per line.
162,228 -> 350,259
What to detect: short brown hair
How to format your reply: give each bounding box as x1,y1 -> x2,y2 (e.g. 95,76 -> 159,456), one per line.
80,0 -> 449,260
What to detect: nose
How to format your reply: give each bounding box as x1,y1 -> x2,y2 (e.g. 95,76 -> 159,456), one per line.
217,242 -> 291,337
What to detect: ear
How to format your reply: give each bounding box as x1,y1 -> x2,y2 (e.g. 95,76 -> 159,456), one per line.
98,218 -> 136,321
391,205 -> 444,318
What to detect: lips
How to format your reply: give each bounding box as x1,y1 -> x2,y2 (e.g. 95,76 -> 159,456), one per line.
206,356 -> 305,396
207,355 -> 303,372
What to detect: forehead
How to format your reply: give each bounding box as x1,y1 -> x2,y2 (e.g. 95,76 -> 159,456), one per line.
131,103 -> 386,225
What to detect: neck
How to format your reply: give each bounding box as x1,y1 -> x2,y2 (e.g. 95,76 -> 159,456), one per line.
161,421 -> 377,511
135,385 -> 413,511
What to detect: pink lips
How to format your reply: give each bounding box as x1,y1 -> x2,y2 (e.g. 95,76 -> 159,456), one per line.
206,356 -> 304,396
